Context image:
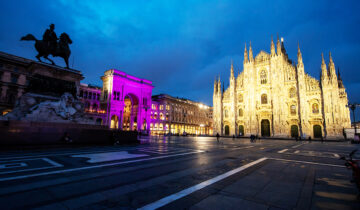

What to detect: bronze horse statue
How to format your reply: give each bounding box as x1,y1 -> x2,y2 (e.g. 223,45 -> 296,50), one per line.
21,33 -> 72,68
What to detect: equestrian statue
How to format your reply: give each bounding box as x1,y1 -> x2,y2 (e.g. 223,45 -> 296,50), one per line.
21,24 -> 72,69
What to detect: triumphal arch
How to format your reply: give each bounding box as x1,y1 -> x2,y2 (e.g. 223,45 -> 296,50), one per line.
101,69 -> 153,133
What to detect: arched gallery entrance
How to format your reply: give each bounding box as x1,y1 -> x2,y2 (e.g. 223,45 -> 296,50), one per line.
122,94 -> 139,131
224,125 -> 230,136
239,125 -> 244,136
261,119 -> 270,137
291,125 -> 299,138
313,125 -> 322,138
110,115 -> 119,129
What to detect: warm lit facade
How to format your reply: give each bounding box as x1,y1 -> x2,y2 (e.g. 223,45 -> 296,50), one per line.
79,83 -> 105,125
213,37 -> 351,139
100,69 -> 153,133
150,94 -> 213,135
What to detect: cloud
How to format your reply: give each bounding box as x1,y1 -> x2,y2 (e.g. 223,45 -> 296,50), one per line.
0,0 -> 360,107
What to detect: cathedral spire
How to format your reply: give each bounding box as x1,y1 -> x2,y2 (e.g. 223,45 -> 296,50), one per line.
328,52 -> 337,81
217,76 -> 221,93
297,42 -> 303,65
338,67 -> 344,88
321,52 -> 328,82
249,41 -> 254,62
270,36 -> 275,56
244,43 -> 248,64
230,60 -> 234,79
276,34 -> 281,55
214,76 -> 217,93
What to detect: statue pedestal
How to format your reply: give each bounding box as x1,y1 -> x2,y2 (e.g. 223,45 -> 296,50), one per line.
0,51 -> 84,113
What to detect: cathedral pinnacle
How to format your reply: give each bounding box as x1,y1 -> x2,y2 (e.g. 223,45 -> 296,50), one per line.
328,52 -> 337,80
244,43 -> 248,64
297,42 -> 303,65
276,34 -> 281,55
249,41 -> 254,62
230,60 -> 234,78
321,52 -> 328,81
270,36 -> 275,56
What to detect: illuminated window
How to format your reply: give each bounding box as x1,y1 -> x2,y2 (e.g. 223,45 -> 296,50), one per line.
261,94 -> 267,104
154,112 -> 158,119
166,105 -> 170,110
289,88 -> 296,98
152,104 -> 156,110
160,113 -> 164,120
165,124 -> 169,130
160,105 -> 164,110
154,123 -> 158,130
166,113 -> 169,120
238,108 -> 243,117
150,123 -> 153,130
260,70 -> 267,84
312,103 -> 319,114
159,123 -> 163,130
290,105 -> 296,115
238,94 -> 243,103
150,112 -> 153,119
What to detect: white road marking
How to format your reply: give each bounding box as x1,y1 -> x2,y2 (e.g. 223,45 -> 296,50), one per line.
260,147 -> 265,150
269,158 -> 344,167
334,154 -> 340,158
0,162 -> 27,169
0,158 -> 63,175
291,143 -> 306,149
278,149 -> 288,153
0,146 -> 192,160
229,146 -> 254,150
71,151 -> 149,163
294,150 -> 300,154
0,150 -> 204,182
137,157 -> 267,210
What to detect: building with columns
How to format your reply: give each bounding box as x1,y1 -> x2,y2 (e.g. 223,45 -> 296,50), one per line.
213,37 -> 351,139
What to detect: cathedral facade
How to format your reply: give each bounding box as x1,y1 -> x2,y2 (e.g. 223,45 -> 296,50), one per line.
213,37 -> 351,139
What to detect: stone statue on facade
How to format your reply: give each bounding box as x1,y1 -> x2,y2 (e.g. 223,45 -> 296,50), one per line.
20,24 -> 72,69
0,93 -> 94,124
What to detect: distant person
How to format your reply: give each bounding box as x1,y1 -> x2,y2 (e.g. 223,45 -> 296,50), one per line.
308,136 -> 311,143
62,132 -> 72,143
232,134 -> 235,140
216,133 -> 220,143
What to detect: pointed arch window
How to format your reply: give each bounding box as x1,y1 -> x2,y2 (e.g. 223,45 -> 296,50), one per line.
238,108 -> 243,117
312,103 -> 319,114
238,94 -> 243,103
290,105 -> 296,115
260,70 -> 267,84
289,87 -> 296,98
261,94 -> 267,104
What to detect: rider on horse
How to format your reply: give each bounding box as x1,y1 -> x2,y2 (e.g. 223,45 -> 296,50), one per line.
42,24 -> 57,53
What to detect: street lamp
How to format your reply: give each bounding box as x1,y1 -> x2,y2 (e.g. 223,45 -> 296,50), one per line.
347,103 -> 360,137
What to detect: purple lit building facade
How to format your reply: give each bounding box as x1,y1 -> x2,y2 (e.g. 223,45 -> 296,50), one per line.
100,69 -> 153,133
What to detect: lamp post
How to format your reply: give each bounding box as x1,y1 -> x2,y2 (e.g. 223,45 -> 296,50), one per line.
347,103 -> 360,137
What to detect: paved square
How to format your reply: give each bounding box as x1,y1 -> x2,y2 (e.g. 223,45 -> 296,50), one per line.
0,136 -> 359,209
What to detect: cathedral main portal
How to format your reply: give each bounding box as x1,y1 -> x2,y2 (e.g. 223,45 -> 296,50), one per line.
261,120 -> 270,137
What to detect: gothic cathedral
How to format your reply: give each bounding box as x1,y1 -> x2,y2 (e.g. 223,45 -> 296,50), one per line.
213,37 -> 351,139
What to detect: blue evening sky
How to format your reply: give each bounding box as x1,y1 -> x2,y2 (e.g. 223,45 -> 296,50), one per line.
0,0 -> 359,115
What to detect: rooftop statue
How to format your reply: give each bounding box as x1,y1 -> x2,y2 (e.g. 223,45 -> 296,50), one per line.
21,24 -> 72,69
